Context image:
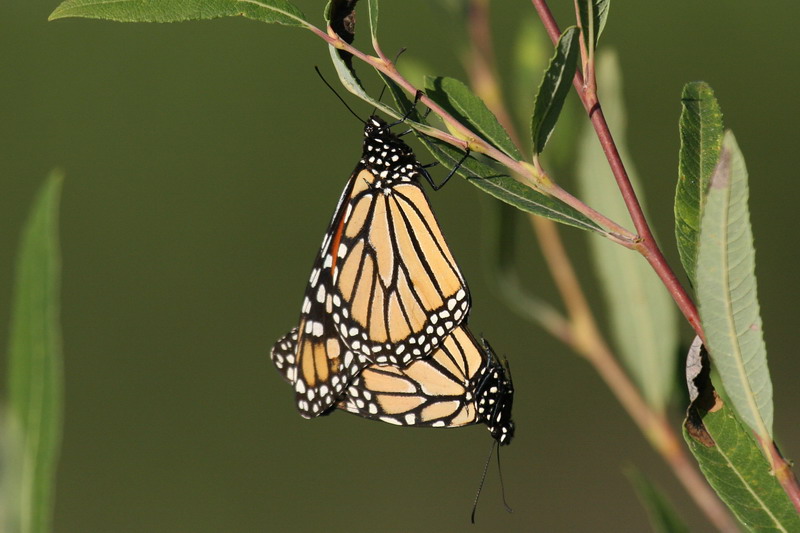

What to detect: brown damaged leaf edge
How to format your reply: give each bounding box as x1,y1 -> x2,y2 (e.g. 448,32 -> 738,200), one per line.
685,337 -> 723,447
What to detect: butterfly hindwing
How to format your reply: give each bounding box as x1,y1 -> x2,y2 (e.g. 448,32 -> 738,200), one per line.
336,325 -> 515,444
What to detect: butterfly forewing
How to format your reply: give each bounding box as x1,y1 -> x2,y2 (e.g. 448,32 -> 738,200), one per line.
329,117 -> 470,366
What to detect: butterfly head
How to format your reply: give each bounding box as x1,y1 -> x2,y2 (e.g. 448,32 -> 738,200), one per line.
475,342 -> 515,446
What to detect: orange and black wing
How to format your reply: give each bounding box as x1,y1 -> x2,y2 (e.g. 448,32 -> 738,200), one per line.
270,323 -> 370,418
328,117 -> 470,366
336,325 -> 515,444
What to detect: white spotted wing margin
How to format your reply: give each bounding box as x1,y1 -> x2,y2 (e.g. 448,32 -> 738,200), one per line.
270,326 -> 370,419
335,326 -> 515,445
327,116 -> 471,366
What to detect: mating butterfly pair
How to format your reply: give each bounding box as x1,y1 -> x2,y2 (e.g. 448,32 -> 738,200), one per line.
269,115 -> 514,446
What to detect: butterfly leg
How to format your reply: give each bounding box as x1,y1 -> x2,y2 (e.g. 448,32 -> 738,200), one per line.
421,148 -> 471,191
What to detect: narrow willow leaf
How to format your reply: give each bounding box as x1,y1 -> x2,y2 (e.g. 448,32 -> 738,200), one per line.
424,76 -> 522,160
577,52 -> 677,411
380,75 -> 604,233
7,171 -> 64,533
625,467 -> 689,533
428,136 -> 601,233
696,131 -> 773,440
675,82 -> 723,287
513,19 -> 581,173
577,0 -> 611,52
531,26 -> 580,155
684,339 -> 799,531
49,0 -> 309,27
367,0 -> 379,44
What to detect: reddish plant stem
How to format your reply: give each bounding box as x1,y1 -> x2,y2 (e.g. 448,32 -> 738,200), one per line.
529,217 -> 740,533
532,0 -> 800,517
530,0 -> 702,339
308,23 -> 637,242
463,5 -> 737,528
761,436 -> 800,514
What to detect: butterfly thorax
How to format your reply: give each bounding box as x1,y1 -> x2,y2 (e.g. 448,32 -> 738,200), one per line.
360,116 -> 422,187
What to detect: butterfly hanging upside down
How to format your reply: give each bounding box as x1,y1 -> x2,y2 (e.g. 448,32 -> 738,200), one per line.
269,114 -> 514,445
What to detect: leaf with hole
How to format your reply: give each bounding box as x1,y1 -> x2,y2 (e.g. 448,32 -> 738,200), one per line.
683,338 -> 799,531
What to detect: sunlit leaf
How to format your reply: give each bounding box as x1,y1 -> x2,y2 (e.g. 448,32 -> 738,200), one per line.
367,0 -> 378,44
696,131 -> 773,440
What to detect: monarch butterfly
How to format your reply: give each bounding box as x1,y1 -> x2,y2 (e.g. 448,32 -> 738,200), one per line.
272,115 -> 471,417
271,324 -> 515,445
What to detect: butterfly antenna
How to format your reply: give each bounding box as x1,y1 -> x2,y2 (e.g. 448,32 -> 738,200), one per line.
496,443 -> 513,514
314,66 -> 365,124
471,439 -> 497,524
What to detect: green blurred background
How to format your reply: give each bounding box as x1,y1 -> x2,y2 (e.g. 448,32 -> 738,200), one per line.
2,1 -> 799,531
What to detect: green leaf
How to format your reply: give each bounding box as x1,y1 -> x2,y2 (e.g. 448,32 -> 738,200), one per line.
684,339 -> 799,531
513,19 -> 581,173
577,51 -> 677,411
431,137 -> 602,232
696,131 -> 773,440
625,467 -> 689,533
424,76 -> 523,160
367,0 -> 378,44
7,171 -> 65,533
531,26 -> 580,155
577,0 -> 611,52
675,82 -> 724,287
49,0 -> 309,27
378,73 -> 602,233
